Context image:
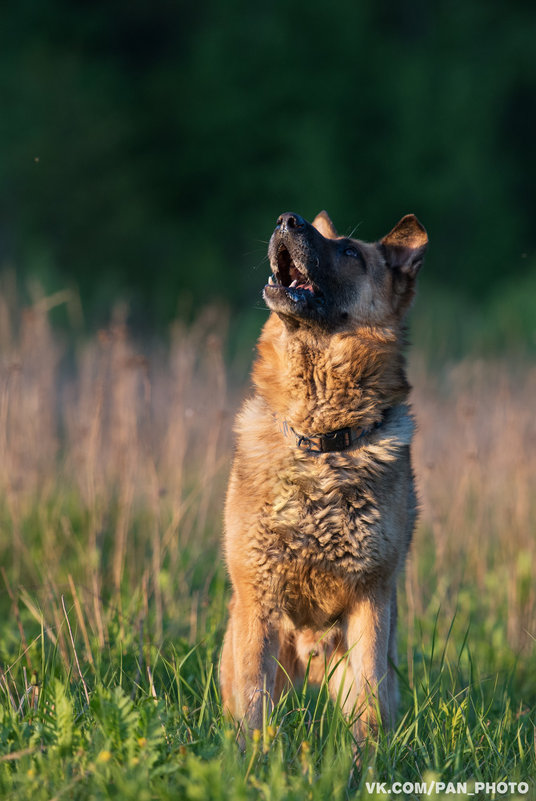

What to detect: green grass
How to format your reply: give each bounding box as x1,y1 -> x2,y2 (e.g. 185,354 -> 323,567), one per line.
0,500 -> 534,801
0,620 -> 532,801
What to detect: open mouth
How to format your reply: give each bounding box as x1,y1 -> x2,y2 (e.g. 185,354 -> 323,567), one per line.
267,245 -> 317,296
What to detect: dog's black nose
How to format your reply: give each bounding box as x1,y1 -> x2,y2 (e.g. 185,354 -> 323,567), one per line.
276,212 -> 305,233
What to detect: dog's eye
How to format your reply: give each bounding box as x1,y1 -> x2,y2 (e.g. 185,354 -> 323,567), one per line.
339,240 -> 367,272
340,243 -> 366,270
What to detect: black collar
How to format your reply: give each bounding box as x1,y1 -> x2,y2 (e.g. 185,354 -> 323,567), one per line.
275,414 -> 385,454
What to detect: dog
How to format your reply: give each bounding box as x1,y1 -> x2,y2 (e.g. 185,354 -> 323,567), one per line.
220,209 -> 427,743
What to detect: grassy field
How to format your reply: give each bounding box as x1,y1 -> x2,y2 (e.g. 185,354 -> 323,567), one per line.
0,297 -> 535,800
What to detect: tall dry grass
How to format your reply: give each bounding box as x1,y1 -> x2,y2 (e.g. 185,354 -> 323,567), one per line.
0,286 -> 534,676
409,357 -> 536,656
0,287 -> 232,663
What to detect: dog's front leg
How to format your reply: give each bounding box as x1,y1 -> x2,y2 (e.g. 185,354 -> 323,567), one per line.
345,590 -> 392,743
229,600 -> 280,731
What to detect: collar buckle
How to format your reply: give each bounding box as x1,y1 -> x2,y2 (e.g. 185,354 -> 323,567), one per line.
294,432 -> 323,454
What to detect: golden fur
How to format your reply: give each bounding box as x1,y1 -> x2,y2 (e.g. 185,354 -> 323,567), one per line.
220,210 -> 427,742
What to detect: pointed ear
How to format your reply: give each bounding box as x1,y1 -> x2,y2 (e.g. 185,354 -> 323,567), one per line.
312,210 -> 338,239
380,214 -> 428,277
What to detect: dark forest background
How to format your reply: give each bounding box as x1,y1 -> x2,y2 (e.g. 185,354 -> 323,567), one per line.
1,0 -> 535,352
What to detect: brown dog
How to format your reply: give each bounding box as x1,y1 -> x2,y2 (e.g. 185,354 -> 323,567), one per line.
220,210 -> 427,742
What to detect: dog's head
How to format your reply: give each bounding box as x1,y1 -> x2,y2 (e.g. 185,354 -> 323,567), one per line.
265,211 -> 427,329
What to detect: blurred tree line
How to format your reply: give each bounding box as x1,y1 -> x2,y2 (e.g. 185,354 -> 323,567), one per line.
1,0 -> 535,328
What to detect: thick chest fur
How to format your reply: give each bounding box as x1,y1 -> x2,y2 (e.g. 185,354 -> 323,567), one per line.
225,399 -> 416,628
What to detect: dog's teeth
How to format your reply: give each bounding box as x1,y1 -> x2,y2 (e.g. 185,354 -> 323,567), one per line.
268,275 -> 275,285
290,279 -> 298,288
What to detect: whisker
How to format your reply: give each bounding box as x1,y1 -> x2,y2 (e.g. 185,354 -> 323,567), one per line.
250,255 -> 270,272
347,221 -> 364,238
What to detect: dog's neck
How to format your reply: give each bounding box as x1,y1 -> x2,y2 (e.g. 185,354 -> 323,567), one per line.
252,314 -> 410,435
